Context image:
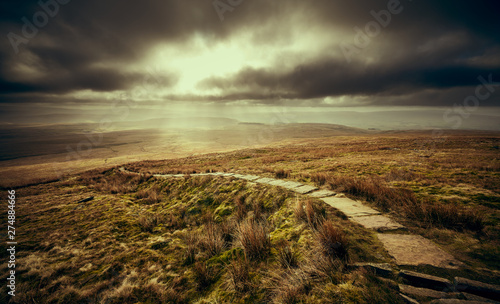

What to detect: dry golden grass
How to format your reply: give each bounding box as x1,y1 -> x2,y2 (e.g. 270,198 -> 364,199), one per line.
316,220 -> 349,263
276,240 -> 299,269
236,218 -> 271,261
274,168 -> 291,179
2,130 -> 499,303
226,257 -> 252,293
326,174 -> 484,231
119,131 -> 499,272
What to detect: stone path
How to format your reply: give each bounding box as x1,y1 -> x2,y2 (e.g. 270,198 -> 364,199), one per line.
119,167 -> 500,302
121,168 -> 463,270
377,234 -> 464,269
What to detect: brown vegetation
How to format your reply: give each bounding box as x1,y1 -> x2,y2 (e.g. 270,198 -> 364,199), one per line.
3,131 -> 499,303
236,218 -> 271,261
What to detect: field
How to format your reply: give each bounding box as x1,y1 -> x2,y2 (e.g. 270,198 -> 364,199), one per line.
1,125 -> 499,303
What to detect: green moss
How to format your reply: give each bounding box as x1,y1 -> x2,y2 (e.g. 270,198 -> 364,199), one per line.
207,248 -> 244,266
270,221 -> 302,243
214,203 -> 233,221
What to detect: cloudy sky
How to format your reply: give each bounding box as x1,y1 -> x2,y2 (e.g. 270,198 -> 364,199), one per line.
1,0 -> 500,128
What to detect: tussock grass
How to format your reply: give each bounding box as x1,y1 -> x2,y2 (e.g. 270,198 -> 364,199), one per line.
135,187 -> 161,204
183,233 -> 199,266
194,261 -> 220,291
200,222 -> 226,257
316,220 -> 349,263
294,199 -> 326,230
311,172 -> 328,186
137,213 -> 161,232
226,257 -> 252,293
327,175 -> 416,211
270,269 -> 311,304
236,218 -> 271,261
234,194 -> 248,222
276,240 -> 299,269
274,168 -> 291,179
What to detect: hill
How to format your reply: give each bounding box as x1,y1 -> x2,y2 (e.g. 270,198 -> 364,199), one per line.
1,130 -> 499,303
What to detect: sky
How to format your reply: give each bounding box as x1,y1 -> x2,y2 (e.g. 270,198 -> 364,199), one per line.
1,0 -> 500,129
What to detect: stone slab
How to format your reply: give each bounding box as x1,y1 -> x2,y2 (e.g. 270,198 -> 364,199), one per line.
399,284 -> 449,299
379,234 -> 463,269
292,185 -> 318,194
351,215 -> 405,231
399,270 -> 454,291
455,277 -> 500,301
462,292 -> 500,303
239,175 -> 261,181
268,179 -> 289,186
280,181 -> 305,189
430,300 -> 493,304
400,293 -> 421,304
255,177 -> 277,185
352,262 -> 393,278
321,197 -> 380,217
308,190 -> 336,198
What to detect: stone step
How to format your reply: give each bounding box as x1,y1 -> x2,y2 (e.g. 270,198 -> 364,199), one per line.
351,262 -> 394,278
399,284 -> 452,299
461,292 -> 500,303
351,214 -> 405,231
399,270 -> 454,292
400,293 -> 420,304
377,234 -> 463,269
454,277 -> 500,302
321,197 -> 381,217
430,299 -> 494,304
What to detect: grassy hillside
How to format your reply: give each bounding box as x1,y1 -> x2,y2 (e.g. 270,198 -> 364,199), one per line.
1,131 -> 499,303
125,132 -> 500,271
2,169 -> 399,303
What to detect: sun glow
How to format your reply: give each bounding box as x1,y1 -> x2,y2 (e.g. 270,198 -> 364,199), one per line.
147,35 -> 252,95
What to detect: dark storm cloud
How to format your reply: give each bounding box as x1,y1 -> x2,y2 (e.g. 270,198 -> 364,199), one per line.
1,0 -> 499,106
199,57 -> 500,103
0,0 -> 228,96
197,0 -> 500,105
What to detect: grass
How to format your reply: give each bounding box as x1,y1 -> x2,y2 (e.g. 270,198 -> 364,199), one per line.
226,257 -> 252,293
316,220 -> 349,263
276,240 -> 299,269
1,168 -> 402,303
137,212 -> 161,232
122,132 -> 499,271
236,218 -> 271,261
2,131 -> 499,303
326,174 -> 485,231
